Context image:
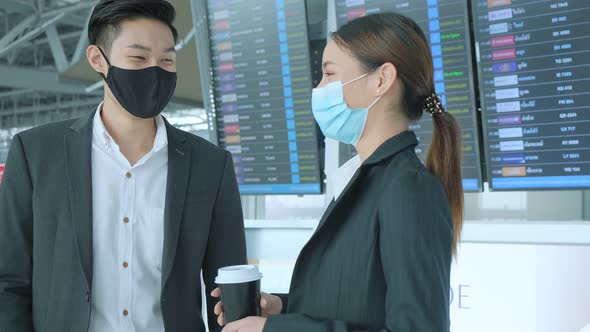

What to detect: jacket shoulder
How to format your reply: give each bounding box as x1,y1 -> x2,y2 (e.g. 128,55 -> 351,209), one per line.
380,149 -> 448,205
17,118 -> 80,144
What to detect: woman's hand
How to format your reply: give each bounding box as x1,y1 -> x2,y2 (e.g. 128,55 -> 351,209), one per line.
221,316 -> 267,332
259,292 -> 283,316
211,288 -> 226,327
211,288 -> 283,326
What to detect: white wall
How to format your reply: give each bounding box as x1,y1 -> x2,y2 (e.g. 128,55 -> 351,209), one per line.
244,183 -> 590,331
464,185 -> 587,221
245,233 -> 590,332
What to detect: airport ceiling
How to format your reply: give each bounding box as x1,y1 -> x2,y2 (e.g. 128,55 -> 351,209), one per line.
0,0 -> 202,114
0,0 -> 327,118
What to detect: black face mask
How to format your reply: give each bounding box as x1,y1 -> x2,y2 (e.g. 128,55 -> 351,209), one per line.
97,47 -> 177,119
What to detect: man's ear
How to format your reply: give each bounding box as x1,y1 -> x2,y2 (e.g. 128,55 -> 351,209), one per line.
86,45 -> 108,77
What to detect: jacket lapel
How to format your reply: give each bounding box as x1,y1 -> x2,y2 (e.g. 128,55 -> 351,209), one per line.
309,131 -> 420,243
161,120 -> 191,289
64,112 -> 95,287
312,167 -> 364,236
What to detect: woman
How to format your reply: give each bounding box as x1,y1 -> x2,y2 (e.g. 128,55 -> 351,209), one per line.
213,12 -> 464,332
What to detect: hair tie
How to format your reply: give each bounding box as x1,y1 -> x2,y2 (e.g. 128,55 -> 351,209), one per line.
424,94 -> 446,116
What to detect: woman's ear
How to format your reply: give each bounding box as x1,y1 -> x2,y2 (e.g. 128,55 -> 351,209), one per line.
375,62 -> 397,97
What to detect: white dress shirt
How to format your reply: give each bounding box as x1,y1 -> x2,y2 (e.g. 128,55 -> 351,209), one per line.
329,155 -> 361,201
89,104 -> 168,332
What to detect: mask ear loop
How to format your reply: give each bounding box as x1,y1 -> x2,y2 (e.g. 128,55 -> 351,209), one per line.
96,46 -> 111,80
367,95 -> 382,110
353,92 -> 380,147
342,72 -> 369,86
368,72 -> 385,111
343,72 -> 383,110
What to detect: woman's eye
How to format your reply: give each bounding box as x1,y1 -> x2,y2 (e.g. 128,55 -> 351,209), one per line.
131,56 -> 145,61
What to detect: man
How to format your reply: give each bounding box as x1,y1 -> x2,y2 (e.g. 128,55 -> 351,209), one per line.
0,1 -> 247,331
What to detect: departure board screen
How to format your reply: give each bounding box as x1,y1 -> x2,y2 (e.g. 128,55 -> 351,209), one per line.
336,0 -> 483,191
206,0 -> 322,194
474,0 -> 590,190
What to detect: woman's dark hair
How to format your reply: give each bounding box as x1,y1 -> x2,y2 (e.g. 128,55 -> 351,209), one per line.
88,0 -> 178,54
332,12 -> 464,255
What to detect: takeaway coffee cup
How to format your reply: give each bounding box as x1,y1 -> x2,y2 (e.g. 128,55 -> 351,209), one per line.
215,265 -> 263,323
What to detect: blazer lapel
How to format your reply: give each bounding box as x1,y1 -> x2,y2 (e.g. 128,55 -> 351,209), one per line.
290,166 -> 365,296
64,113 -> 95,287
312,167 -> 364,237
161,121 -> 191,289
309,131 -> 420,244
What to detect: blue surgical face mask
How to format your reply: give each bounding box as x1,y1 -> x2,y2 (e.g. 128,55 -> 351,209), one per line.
312,73 -> 382,146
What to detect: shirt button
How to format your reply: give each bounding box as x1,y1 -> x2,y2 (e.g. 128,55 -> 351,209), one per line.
123,217 -> 129,224
123,309 -> 129,316
122,261 -> 129,268
126,172 -> 132,178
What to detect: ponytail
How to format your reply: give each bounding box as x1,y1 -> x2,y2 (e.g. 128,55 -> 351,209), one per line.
426,110 -> 464,256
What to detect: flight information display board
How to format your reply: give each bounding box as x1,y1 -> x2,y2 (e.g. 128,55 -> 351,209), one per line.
336,0 -> 483,191
474,0 -> 590,189
206,0 -> 322,194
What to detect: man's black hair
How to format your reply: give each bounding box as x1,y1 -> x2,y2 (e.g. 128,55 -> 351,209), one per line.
88,0 -> 179,54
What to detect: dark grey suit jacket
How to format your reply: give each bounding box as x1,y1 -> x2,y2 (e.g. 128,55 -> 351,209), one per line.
0,112 -> 247,332
264,131 -> 453,332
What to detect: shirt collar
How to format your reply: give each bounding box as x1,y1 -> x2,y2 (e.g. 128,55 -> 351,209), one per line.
92,102 -> 168,153
152,114 -> 168,152
331,155 -> 362,200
